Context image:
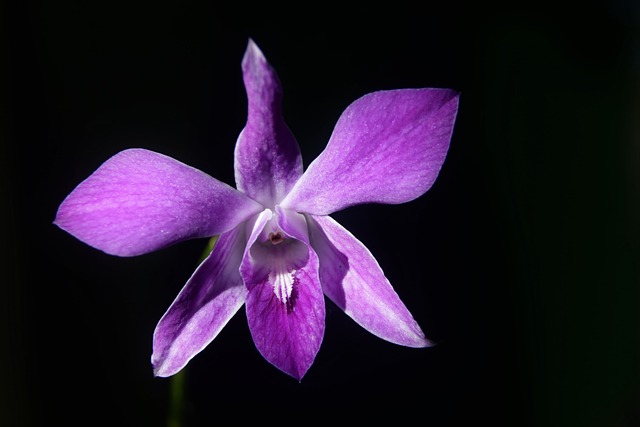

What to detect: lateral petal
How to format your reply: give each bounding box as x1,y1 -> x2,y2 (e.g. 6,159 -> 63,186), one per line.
152,226 -> 247,377
54,148 -> 262,256
234,39 -> 303,207
308,214 -> 431,347
281,89 -> 459,215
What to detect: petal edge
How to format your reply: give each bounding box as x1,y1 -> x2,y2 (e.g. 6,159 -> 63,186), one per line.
152,226 -> 248,377
308,214 -> 431,347
281,89 -> 459,215
234,39 -> 303,207
55,148 -> 263,256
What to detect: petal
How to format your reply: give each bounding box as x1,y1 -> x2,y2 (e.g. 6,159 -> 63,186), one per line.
308,215 -> 431,347
241,210 -> 324,380
281,89 -> 460,215
152,226 -> 247,377
54,148 -> 263,256
234,39 -> 303,207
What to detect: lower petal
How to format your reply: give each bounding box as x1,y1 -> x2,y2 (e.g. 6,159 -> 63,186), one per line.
152,225 -> 247,377
245,250 -> 324,381
308,215 -> 431,348
242,210 -> 325,380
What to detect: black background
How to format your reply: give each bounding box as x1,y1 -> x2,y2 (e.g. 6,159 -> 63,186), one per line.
4,1 -> 640,425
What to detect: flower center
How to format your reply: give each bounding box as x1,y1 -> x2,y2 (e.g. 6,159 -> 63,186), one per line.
245,208 -> 308,313
269,232 -> 284,245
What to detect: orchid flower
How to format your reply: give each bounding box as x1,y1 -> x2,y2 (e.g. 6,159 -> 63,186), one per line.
54,39 -> 460,381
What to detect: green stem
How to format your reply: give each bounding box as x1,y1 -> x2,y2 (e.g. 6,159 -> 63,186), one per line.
166,236 -> 218,427
167,369 -> 186,427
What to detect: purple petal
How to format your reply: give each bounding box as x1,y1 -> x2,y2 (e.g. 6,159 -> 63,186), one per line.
308,215 -> 431,347
234,39 -> 303,207
54,148 -> 263,256
241,209 -> 324,380
281,89 -> 460,215
152,226 -> 247,377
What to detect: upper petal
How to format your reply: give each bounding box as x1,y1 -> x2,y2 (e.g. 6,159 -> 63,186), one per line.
152,226 -> 248,377
308,214 -> 431,347
234,39 -> 303,207
54,148 -> 263,256
281,89 -> 460,215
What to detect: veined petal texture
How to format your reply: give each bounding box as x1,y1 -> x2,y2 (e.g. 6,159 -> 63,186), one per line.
281,89 -> 459,215
152,226 -> 248,377
234,39 -> 303,207
54,148 -> 262,256
308,214 -> 431,347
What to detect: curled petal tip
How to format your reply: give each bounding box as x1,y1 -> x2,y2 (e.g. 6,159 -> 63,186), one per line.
246,37 -> 258,52
424,337 -> 437,348
243,38 -> 265,68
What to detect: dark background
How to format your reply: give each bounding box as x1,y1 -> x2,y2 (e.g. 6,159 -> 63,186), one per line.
4,0 -> 639,425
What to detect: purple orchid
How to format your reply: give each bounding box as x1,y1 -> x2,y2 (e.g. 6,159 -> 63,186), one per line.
54,39 -> 459,381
